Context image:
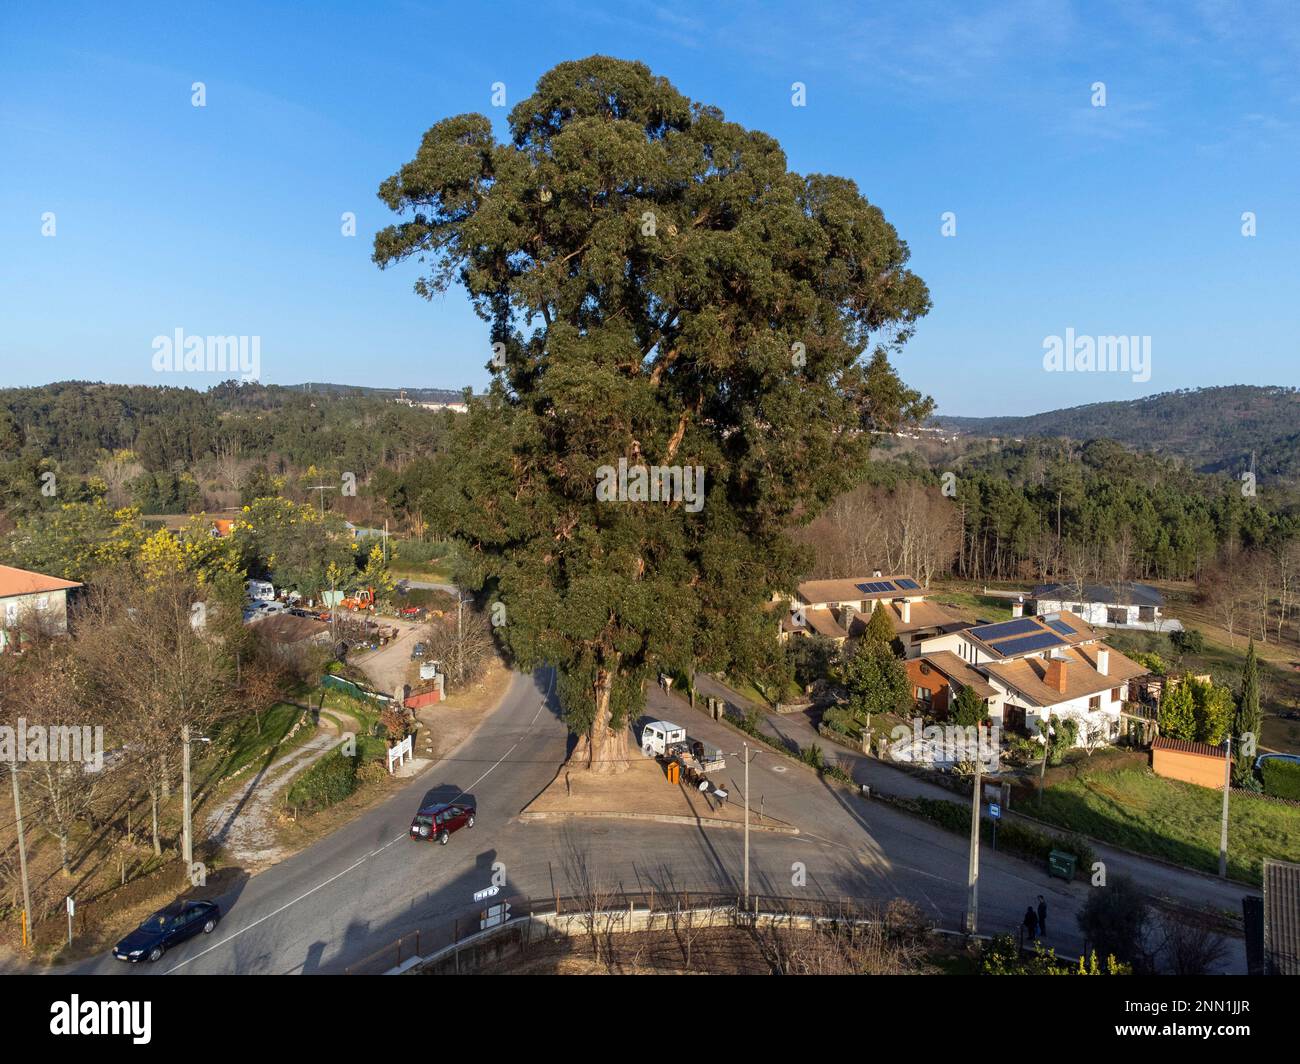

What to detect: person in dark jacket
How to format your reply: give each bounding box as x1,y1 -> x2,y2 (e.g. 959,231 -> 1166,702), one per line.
1037,895 -> 1048,936
1023,906 -> 1039,940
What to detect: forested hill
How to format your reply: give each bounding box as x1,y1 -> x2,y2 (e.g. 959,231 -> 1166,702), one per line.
932,386 -> 1300,476
0,380 -> 464,472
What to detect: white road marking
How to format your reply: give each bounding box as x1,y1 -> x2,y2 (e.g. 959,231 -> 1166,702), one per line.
164,673 -> 554,974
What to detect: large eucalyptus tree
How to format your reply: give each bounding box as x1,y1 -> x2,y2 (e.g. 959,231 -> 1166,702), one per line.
374,57 -> 931,771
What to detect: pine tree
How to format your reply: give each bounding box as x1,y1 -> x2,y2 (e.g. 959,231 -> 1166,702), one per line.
951,684 -> 988,727
863,602 -> 898,648
374,58 -> 931,771
1234,639 -> 1261,781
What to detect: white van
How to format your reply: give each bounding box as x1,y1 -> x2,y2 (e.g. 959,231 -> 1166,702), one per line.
640,720 -> 687,758
245,579 -> 275,602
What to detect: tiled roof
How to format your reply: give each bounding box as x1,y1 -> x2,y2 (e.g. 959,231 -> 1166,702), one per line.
982,643 -> 1146,706
803,610 -> 848,640
866,599 -> 969,636
1033,581 -> 1165,608
918,651 -> 997,699
797,575 -> 921,606
1264,859 -> 1300,976
0,565 -> 82,599
1151,735 -> 1223,758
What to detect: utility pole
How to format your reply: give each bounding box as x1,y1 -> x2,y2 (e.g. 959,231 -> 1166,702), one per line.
1219,735 -> 1232,877
182,724 -> 193,874
456,593 -> 464,685
10,763 -> 33,948
743,741 -> 750,906
966,756 -> 982,934
181,726 -> 210,878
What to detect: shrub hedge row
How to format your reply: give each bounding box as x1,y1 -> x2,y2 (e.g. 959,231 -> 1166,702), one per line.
1261,758 -> 1300,801
287,748 -> 360,812
904,796 -> 1095,877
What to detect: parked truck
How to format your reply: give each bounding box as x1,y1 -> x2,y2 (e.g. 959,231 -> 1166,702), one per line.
340,587 -> 376,612
640,720 -> 726,775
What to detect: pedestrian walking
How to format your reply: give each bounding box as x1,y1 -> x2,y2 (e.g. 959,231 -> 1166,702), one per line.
1022,905 -> 1039,941
1037,895 -> 1048,936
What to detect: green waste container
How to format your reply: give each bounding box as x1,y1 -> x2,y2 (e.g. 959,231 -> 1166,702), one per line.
1048,849 -> 1077,881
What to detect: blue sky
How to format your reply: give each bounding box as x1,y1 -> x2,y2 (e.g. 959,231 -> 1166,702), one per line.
2,0 -> 1297,416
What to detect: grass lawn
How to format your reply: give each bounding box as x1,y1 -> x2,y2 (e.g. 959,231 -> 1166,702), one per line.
202,700 -> 314,780
928,589 -> 1015,624
1033,765 -> 1299,885
391,564 -> 454,584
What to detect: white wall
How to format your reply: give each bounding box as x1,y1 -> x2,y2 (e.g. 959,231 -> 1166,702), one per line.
990,682 -> 1127,746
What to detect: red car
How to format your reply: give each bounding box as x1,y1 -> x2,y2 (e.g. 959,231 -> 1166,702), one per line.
399,605 -> 425,619
410,802 -> 475,844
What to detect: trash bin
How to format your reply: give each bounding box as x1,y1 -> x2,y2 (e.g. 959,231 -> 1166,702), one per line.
1047,849 -> 1077,881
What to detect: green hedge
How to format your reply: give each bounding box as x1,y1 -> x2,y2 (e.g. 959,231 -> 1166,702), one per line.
1260,758 -> 1300,800
906,797 -> 1095,876
287,748 -> 359,812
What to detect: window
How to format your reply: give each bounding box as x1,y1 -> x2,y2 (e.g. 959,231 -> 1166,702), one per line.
915,687 -> 933,708
1088,695 -> 1101,711
1138,605 -> 1156,622
1106,607 -> 1127,625
1111,687 -> 1121,702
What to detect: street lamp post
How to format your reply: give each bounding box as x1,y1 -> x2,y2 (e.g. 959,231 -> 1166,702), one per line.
181,725 -> 211,877
1219,735 -> 1232,878
743,741 -> 750,906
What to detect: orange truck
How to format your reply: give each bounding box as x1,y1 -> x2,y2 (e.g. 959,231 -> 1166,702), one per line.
340,587 -> 376,612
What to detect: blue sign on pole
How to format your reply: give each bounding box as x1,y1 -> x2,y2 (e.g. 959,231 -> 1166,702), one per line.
989,803 -> 1001,819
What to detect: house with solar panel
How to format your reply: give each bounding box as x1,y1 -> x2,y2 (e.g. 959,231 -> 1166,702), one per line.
914,612 -> 1148,745
778,572 -> 970,657
1031,581 -> 1181,632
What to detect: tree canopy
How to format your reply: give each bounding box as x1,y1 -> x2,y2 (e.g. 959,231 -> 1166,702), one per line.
374,57 -> 931,769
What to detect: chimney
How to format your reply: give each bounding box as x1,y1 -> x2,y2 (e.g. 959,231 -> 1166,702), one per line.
1011,599 -> 1024,618
1045,654 -> 1068,693
899,600 -> 911,624
1097,648 -> 1109,676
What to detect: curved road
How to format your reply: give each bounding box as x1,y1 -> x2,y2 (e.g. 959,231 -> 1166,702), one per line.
52,668 -> 1227,974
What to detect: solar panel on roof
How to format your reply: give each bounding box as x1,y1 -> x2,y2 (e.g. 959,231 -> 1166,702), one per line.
855,581 -> 896,594
971,617 -> 1040,642
895,578 -> 921,590
1046,618 -> 1075,636
993,632 -> 1065,657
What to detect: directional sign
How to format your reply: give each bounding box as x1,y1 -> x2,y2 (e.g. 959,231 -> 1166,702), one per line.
472,885 -> 500,902
988,803 -> 1001,819
66,896 -> 75,916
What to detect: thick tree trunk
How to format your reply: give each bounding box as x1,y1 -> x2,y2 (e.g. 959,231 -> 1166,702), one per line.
570,668 -> 629,774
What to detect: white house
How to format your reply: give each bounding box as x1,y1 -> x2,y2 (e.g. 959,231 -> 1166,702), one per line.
778,572 -> 969,657
1032,581 -> 1180,633
916,611 -> 1146,747
0,565 -> 83,652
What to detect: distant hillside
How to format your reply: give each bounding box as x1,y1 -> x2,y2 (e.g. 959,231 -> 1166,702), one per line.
292,383 -> 469,403
933,386 -> 1300,476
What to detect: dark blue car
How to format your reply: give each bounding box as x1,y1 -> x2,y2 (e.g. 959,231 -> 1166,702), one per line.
113,899 -> 221,963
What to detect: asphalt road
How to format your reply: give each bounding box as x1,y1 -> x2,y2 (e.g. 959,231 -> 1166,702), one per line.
55,668 -> 1242,974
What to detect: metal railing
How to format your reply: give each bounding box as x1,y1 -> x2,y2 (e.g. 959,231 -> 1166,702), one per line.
343,891 -> 920,975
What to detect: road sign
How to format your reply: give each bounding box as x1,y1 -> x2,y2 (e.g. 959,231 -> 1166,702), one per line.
472,885 -> 500,902
988,803 -> 1001,819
